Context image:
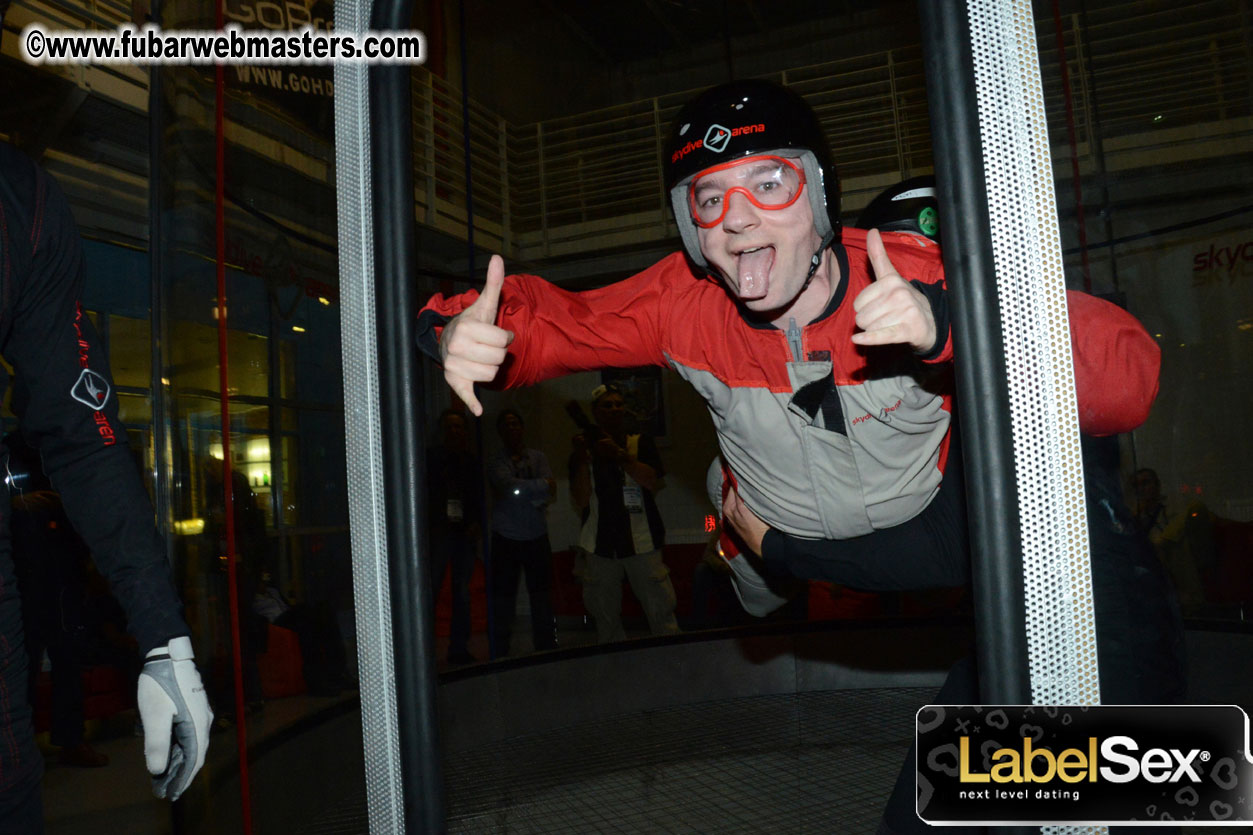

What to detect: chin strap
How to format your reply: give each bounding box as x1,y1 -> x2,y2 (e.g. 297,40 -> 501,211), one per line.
799,230 -> 837,294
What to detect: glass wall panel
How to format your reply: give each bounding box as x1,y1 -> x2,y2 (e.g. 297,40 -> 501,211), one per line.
149,0 -> 358,830
116,392 -> 152,426
1039,0 -> 1253,621
104,314 -> 153,390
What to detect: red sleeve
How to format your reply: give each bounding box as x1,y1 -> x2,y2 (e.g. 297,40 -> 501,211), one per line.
1067,290 -> 1160,436
418,254 -> 681,388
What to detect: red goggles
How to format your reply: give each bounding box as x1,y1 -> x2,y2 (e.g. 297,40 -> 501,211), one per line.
687,155 -> 807,228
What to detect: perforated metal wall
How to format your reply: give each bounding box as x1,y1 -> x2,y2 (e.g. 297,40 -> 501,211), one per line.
968,1 -> 1104,832
334,2 -> 406,832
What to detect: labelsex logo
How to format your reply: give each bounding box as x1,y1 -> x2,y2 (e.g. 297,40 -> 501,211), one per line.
960,735 -> 1206,785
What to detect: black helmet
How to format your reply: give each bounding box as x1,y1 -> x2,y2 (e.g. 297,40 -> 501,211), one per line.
664,79 -> 841,270
858,175 -> 939,242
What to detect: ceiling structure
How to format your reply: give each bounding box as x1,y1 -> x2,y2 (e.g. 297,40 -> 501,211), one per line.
2,0 -> 1249,287
459,0 -> 913,125
533,0 -> 863,64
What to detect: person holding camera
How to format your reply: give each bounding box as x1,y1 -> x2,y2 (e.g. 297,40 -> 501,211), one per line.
569,385 -> 678,644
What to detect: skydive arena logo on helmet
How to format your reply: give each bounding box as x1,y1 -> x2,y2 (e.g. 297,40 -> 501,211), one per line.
670,122 -> 766,164
703,123 -> 732,153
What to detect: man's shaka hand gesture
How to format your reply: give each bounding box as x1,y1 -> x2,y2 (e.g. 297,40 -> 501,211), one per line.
439,254 -> 515,416
850,229 -> 937,355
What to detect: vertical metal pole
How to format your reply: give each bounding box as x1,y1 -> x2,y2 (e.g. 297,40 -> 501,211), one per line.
499,116 -> 511,254
1074,0 -> 1119,290
370,0 -> 445,830
335,0 -> 407,830
422,75 -> 436,226
653,98 -> 667,235
537,123 -> 548,257
267,293 -> 286,575
458,0 -> 475,276
146,18 -> 182,832
213,8 -> 256,829
1050,0 -> 1093,292
918,0 -> 1031,709
147,7 -> 172,562
454,0 -> 495,661
887,51 -> 907,178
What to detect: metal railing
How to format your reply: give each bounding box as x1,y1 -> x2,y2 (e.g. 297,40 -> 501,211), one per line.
16,0 -> 1253,264
409,0 -> 1250,263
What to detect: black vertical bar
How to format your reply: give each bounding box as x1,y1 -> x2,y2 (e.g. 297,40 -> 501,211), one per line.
458,0 -> 475,276
371,1 -> 445,832
1075,0 -> 1119,291
148,0 -> 173,571
918,1 -> 1032,708
455,0 -> 498,659
267,291 -> 285,576
146,6 -> 179,834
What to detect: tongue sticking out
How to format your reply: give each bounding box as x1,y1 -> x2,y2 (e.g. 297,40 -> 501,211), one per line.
737,247 -> 774,300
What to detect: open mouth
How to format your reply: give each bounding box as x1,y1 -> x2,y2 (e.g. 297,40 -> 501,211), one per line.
735,245 -> 775,300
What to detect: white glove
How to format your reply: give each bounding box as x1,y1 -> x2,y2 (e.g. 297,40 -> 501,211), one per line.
137,636 -> 213,801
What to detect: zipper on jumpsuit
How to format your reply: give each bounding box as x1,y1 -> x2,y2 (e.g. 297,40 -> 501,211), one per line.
786,317 -> 803,362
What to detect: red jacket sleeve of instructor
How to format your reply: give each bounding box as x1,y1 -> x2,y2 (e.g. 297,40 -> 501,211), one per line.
417,255 -> 678,387
1067,290 -> 1160,436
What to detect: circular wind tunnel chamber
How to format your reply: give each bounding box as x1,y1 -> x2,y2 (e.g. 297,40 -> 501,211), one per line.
177,618 -> 1253,833
122,0 -> 1253,832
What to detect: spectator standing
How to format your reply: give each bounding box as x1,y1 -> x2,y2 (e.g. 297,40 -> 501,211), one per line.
252,568 -> 348,695
201,457 -> 266,724
1132,467 -> 1208,606
487,409 -> 558,655
570,385 -> 678,643
427,409 -> 483,665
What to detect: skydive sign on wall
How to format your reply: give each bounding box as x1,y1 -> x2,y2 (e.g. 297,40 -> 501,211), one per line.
917,705 -> 1253,825
1192,235 -> 1253,286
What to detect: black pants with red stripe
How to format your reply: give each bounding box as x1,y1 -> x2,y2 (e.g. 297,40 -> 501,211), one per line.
0,539 -> 45,835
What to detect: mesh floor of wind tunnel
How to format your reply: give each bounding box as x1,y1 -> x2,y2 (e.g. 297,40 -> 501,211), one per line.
298,687 -> 931,834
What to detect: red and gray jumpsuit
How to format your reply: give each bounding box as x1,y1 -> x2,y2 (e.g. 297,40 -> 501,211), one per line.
418,226 -> 1158,547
